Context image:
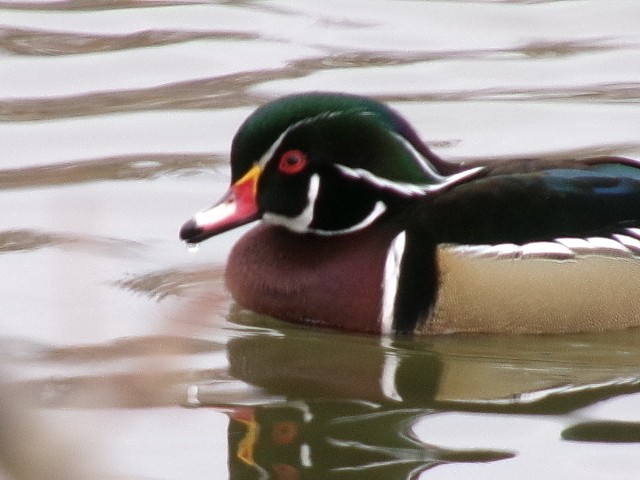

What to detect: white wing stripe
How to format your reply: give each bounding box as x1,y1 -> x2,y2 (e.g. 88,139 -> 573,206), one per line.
586,236 -> 632,255
450,233 -> 640,260
613,234 -> 640,252
520,241 -> 575,259
626,227 -> 640,239
555,237 -> 594,251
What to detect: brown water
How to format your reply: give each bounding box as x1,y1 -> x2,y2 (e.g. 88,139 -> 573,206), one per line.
2,1 -> 640,479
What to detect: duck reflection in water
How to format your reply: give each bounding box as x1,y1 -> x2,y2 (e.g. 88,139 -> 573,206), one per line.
6,323 -> 640,479
224,400 -> 511,480
184,318 -> 640,480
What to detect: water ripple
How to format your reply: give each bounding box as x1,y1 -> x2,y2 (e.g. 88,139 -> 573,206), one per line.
0,0 -> 201,11
0,228 -> 142,254
115,265 -> 225,301
0,26 -> 258,56
0,153 -> 225,189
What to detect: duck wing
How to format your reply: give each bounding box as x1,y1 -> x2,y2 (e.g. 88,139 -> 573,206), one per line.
425,157 -> 640,247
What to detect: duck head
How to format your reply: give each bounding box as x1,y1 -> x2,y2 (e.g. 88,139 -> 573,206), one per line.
180,92 -> 480,243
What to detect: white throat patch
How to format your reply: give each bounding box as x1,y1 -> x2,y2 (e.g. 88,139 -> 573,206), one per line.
263,173 -> 321,232
263,173 -> 389,235
308,200 -> 387,236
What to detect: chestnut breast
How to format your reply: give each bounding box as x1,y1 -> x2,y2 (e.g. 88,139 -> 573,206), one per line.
225,223 -> 400,333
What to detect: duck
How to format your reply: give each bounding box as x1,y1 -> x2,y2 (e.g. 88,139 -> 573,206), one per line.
180,92 -> 640,335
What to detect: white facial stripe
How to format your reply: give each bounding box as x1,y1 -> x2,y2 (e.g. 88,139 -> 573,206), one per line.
258,129 -> 288,169
434,167 -> 485,190
337,165 -> 428,196
380,230 -> 406,334
263,173 -> 320,232
257,107 -> 476,187
307,200 -> 387,236
391,132 -> 446,183
335,164 -> 484,197
260,167 -> 388,236
257,111 -> 347,169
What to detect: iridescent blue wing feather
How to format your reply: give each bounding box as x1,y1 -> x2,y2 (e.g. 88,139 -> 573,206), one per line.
424,158 -> 640,246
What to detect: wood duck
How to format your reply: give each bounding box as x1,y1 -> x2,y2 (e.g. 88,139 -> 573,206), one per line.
180,92 -> 640,335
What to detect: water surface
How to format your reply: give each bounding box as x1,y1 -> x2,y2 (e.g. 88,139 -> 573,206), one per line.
2,1 -> 640,479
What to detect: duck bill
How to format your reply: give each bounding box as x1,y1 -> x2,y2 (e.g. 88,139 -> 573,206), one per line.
179,166 -> 261,244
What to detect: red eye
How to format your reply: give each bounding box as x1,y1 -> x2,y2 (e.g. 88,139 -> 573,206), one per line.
278,149 -> 307,174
